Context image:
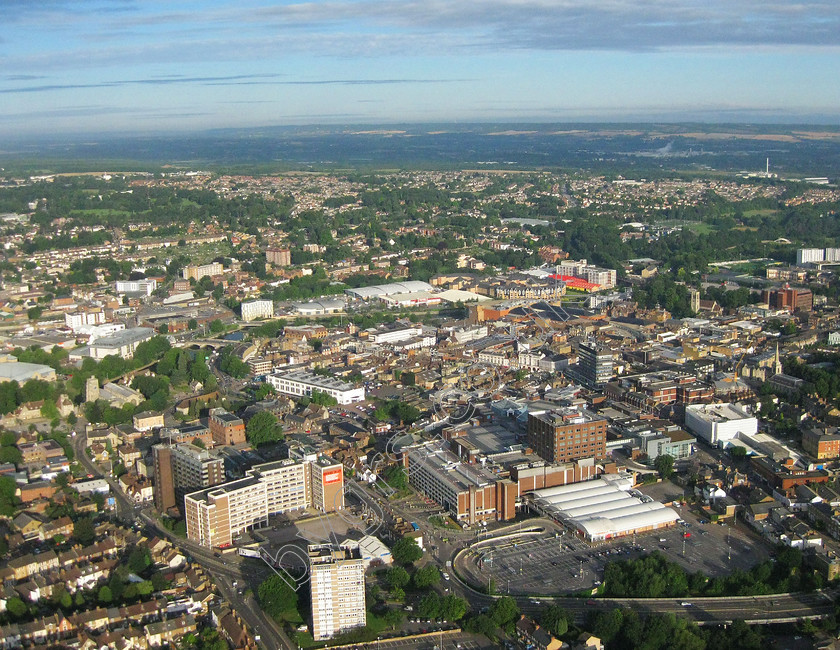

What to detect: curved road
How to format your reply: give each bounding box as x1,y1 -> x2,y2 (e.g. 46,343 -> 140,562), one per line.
72,430 -> 295,650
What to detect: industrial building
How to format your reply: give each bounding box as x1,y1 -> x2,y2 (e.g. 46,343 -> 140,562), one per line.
266,370 -> 365,405
531,476 -> 679,541
345,280 -> 434,301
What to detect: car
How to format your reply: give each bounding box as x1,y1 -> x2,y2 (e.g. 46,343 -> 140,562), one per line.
442,572 -> 450,580
681,602 -> 693,607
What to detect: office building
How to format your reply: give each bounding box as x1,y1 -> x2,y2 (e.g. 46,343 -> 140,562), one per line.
153,443 -> 226,513
185,477 -> 269,547
684,403 -> 757,446
763,287 -> 813,312
527,406 -> 607,464
266,248 -> 291,267
267,370 -> 365,405
308,545 -> 366,641
208,408 -> 246,446
185,450 -> 344,547
241,299 -> 274,322
115,279 -> 157,296
575,340 -> 613,388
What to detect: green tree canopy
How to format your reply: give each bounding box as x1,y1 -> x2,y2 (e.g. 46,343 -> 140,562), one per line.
391,536 -> 423,565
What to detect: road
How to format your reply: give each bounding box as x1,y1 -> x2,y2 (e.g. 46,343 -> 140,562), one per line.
72,429 -> 296,650
352,477 -> 836,628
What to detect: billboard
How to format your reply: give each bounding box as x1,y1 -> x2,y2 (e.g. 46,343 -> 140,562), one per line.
323,469 -> 343,485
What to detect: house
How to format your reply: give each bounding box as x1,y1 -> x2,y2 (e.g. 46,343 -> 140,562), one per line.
145,613 -> 197,647
133,411 -> 165,432
515,615 -> 564,650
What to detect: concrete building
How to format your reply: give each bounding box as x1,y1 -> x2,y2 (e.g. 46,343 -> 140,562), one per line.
184,450 -> 344,547
64,310 -> 106,330
240,299 -> 274,322
684,403 -> 758,446
308,545 -> 366,641
182,262 -> 223,281
266,248 -> 291,267
208,408 -> 246,446
527,406 -> 608,464
574,340 -> 613,389
153,443 -> 226,512
184,476 -> 268,547
267,370 -> 365,405
115,279 -> 157,296
406,441 -> 517,524
87,327 -> 155,360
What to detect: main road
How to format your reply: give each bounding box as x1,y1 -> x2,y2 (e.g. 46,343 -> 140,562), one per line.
71,429 -> 296,650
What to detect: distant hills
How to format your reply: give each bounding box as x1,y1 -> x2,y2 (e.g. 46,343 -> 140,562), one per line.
2,123 -> 839,176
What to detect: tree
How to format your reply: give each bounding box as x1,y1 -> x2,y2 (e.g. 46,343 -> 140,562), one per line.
464,613 -> 497,638
541,605 -> 569,637
440,595 -> 469,621
98,585 -> 113,604
413,565 -> 441,588
391,536 -> 423,565
159,324 -> 169,334
384,607 -> 405,630
192,437 -> 206,449
246,410 -> 283,447
188,319 -> 198,330
27,306 -> 43,320
418,592 -> 442,619
489,596 -> 520,630
257,573 -> 299,621
6,596 -> 27,618
655,454 -> 675,479
209,319 -> 225,334
128,547 -> 152,574
73,517 -> 96,545
386,566 -> 411,589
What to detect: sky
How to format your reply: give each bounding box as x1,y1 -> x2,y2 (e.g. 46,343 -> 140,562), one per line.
1,0 -> 840,137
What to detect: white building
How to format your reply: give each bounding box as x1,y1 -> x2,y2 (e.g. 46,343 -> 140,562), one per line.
65,310 -> 106,331
87,327 -> 155,360
797,248 -> 826,265
532,476 -> 679,542
241,299 -> 274,322
308,545 -> 366,640
684,403 -> 758,445
267,370 -> 365,404
115,279 -> 157,296
368,325 -> 422,344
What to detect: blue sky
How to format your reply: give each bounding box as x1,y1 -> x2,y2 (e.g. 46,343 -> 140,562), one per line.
1,0 -> 839,136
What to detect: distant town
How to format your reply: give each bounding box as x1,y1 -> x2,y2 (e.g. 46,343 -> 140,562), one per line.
1,164 -> 840,649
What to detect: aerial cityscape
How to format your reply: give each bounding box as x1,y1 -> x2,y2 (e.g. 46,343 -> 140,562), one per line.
2,2 -> 840,650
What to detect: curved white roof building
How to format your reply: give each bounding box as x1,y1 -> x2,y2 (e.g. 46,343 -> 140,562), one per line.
532,476 -> 678,541
345,281 -> 434,300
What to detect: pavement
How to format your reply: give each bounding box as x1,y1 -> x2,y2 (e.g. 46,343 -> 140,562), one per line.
73,429 -> 296,650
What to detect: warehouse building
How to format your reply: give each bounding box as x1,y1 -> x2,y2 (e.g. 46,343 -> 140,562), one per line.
531,475 -> 679,541
345,280 -> 434,301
